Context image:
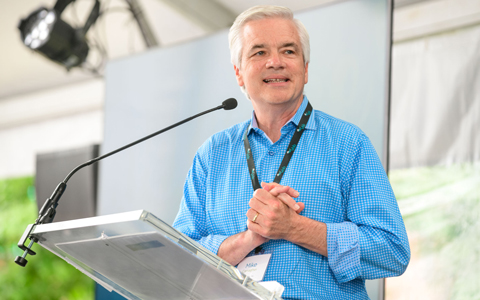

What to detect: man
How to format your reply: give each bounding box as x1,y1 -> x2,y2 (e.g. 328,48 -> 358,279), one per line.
173,5 -> 410,299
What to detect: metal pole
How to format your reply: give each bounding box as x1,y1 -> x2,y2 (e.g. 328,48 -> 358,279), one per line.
124,0 -> 159,48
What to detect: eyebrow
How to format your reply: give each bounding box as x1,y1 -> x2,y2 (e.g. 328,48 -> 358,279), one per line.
248,42 -> 299,52
282,42 -> 299,50
249,44 -> 265,52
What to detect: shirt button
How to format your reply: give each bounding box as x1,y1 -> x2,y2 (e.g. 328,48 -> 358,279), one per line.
268,151 -> 274,156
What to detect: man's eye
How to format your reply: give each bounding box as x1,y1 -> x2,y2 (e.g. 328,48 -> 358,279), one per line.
255,51 -> 265,56
285,50 -> 295,54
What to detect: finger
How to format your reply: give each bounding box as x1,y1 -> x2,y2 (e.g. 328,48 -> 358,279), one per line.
252,189 -> 278,206
270,186 -> 300,198
261,181 -> 274,191
261,182 -> 299,198
246,209 -> 259,222
276,193 -> 300,211
296,202 -> 305,214
252,211 -> 260,223
249,196 -> 269,213
247,219 -> 262,233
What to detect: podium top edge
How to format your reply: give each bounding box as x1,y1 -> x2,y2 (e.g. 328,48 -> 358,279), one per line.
32,210 -> 148,234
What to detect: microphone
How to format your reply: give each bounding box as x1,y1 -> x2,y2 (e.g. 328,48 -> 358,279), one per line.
14,98 -> 237,267
221,98 -> 237,110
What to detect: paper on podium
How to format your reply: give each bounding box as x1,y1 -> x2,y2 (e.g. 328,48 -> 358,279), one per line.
31,210 -> 282,300
259,282 -> 285,298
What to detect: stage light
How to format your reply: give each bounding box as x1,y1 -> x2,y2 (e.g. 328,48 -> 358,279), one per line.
18,0 -> 99,70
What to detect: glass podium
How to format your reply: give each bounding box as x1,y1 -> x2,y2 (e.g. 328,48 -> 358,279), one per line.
30,210 -> 283,300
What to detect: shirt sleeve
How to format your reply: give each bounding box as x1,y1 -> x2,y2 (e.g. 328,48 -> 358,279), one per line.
172,146 -> 229,255
326,133 -> 411,283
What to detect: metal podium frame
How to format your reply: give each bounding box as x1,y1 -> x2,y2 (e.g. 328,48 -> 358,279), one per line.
30,210 -> 281,300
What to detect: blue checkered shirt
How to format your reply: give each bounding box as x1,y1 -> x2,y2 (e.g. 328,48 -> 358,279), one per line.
173,96 -> 410,299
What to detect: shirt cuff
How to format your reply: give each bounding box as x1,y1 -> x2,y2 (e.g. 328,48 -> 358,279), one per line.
327,222 -> 361,283
198,234 -> 230,255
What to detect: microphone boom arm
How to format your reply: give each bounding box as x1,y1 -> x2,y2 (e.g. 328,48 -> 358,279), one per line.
14,98 -> 237,267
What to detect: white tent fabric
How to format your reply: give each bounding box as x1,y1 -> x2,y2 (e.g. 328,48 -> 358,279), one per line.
390,25 -> 480,169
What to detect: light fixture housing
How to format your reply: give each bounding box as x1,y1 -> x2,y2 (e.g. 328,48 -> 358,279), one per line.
18,1 -> 99,70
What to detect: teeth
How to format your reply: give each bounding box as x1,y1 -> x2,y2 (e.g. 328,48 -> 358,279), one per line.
264,78 -> 287,83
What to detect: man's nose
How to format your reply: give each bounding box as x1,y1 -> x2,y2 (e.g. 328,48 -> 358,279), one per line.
266,52 -> 285,69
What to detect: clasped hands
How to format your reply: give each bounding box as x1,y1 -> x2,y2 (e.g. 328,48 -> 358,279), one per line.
246,182 -> 305,242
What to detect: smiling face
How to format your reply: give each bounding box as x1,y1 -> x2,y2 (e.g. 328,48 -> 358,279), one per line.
235,17 -> 308,110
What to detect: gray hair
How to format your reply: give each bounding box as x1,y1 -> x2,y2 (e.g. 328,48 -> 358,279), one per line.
228,5 -> 310,69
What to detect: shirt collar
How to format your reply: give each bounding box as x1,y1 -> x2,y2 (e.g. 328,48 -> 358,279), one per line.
248,95 -> 315,133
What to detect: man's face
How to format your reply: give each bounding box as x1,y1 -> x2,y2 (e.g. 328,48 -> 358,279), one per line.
235,17 -> 308,108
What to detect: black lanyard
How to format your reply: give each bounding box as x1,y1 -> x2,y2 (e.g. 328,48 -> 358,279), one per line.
243,101 -> 313,191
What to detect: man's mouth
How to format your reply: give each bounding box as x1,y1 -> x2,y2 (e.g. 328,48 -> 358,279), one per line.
263,78 -> 289,83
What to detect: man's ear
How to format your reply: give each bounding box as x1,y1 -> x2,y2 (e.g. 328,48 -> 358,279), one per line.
304,62 -> 309,84
234,65 -> 244,87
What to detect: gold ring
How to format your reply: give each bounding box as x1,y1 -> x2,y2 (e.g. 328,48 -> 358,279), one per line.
252,212 -> 259,223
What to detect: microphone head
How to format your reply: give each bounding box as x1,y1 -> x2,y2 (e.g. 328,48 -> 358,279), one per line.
222,98 -> 238,110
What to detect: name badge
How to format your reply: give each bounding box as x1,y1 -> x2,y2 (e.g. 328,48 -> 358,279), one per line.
237,253 -> 272,282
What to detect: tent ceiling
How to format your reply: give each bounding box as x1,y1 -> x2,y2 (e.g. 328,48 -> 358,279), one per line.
0,0 -> 425,100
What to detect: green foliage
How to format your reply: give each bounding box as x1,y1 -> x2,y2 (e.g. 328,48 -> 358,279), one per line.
0,176 -> 95,300
389,163 -> 475,199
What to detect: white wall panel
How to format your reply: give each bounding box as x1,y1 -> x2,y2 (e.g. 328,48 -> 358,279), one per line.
0,79 -> 104,179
